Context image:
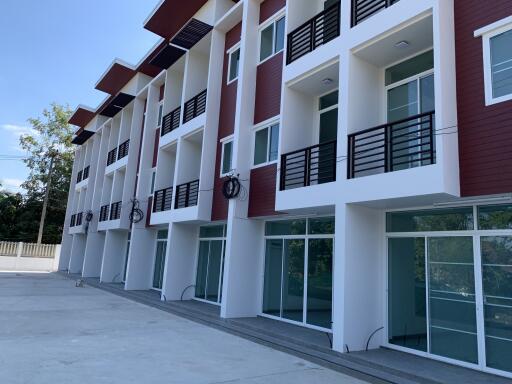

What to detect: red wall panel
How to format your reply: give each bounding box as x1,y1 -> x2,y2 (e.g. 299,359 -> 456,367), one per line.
254,52 -> 283,124
260,0 -> 286,24
455,0 -> 512,196
248,164 -> 279,218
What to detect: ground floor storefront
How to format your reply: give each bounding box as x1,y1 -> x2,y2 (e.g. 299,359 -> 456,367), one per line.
64,201 -> 512,379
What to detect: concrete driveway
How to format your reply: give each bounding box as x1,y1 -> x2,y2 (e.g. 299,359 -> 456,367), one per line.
0,272 -> 367,384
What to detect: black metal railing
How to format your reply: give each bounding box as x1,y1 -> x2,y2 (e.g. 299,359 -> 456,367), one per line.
347,111 -> 435,179
76,212 -> 83,226
280,140 -> 337,190
117,139 -> 130,160
70,214 -> 77,227
76,170 -> 83,184
287,2 -> 340,65
82,165 -> 90,181
99,205 -> 110,222
107,148 -> 117,166
174,180 -> 200,209
183,90 -> 207,124
110,201 -> 122,220
161,107 -> 181,136
351,0 -> 400,27
153,187 -> 173,213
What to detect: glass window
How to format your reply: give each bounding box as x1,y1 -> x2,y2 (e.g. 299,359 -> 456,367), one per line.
307,238 -> 333,328
157,103 -> 164,127
157,229 -> 168,239
388,238 -> 427,352
254,124 -> 280,166
260,17 -> 285,62
386,208 -> 474,232
265,219 -> 307,236
319,91 -> 338,110
263,239 -> 283,317
481,236 -> 512,373
221,140 -> 233,175
385,50 -> 434,86
150,170 -> 156,195
152,240 -> 167,290
195,241 -> 209,299
228,48 -> 240,83
479,204 -> 512,230
490,29 -> 512,99
308,217 -> 335,235
282,239 -> 305,322
199,225 -> 225,238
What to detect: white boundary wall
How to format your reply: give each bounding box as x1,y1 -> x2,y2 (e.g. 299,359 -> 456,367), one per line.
0,242 -> 61,272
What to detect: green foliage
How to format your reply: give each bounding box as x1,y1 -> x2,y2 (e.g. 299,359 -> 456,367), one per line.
0,103 -> 73,243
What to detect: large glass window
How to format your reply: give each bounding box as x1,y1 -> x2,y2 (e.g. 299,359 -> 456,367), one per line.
260,16 -> 285,62
221,140 -> 233,176
385,50 -> 434,86
263,217 -> 334,330
386,208 -> 474,232
478,204 -> 512,230
490,29 -> 512,99
228,47 -> 240,83
152,230 -> 168,290
253,123 -> 279,166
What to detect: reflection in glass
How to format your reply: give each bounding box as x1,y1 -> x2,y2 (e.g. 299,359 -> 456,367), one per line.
263,239 -> 283,317
152,240 -> 167,290
388,238 -> 427,351
478,204 -> 512,230
307,239 -> 333,329
428,237 -> 478,364
386,208 -> 474,233
481,236 -> 512,373
490,30 -> 512,99
195,241 -> 209,298
282,239 -> 305,322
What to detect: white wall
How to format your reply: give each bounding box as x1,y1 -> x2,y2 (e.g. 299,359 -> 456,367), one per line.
100,230 -> 128,283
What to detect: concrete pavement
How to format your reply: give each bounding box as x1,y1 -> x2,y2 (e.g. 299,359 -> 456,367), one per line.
0,272 -> 367,384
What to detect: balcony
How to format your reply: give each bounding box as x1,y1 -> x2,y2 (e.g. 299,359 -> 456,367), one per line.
161,107 -> 181,137
183,90 -> 207,124
106,148 -> 117,166
110,201 -> 122,221
153,187 -> 173,213
286,2 -> 340,65
99,205 -> 109,222
174,180 -> 199,209
347,111 -> 435,179
280,141 -> 337,190
351,0 -> 400,27
117,139 -> 130,160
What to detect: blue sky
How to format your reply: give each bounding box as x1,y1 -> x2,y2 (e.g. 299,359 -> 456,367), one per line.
0,0 -> 160,193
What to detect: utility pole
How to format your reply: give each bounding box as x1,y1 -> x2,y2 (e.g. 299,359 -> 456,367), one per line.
37,153 -> 55,244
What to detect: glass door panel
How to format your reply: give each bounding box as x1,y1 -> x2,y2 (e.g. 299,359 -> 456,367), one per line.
152,241 -> 167,290
307,239 -> 333,329
263,239 -> 283,317
206,240 -> 223,302
195,241 -> 209,299
282,239 -> 305,322
428,237 -> 478,364
388,238 -> 427,352
481,236 -> 512,373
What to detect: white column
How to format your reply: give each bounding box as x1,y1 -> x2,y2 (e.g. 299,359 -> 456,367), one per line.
124,227 -> 156,290
100,230 -> 128,283
82,232 -> 105,277
68,235 -> 86,274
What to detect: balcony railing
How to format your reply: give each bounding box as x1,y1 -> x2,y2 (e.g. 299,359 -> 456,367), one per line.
280,140 -> 337,190
99,205 -> 110,222
351,0 -> 400,27
76,170 -> 83,184
161,107 -> 181,136
107,148 -> 117,166
286,2 -> 340,65
117,139 -> 130,160
153,187 -> 173,213
70,214 -> 77,227
183,90 -> 207,124
110,201 -> 122,220
76,212 -> 83,226
82,165 -> 90,180
174,180 -> 199,209
347,111 -> 435,179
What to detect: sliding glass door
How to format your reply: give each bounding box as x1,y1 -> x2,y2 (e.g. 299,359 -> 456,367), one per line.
195,225 -> 226,305
263,218 -> 334,330
387,205 -> 512,376
152,230 -> 168,290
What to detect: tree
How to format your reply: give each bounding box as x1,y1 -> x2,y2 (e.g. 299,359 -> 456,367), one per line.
0,186 -> 23,241
17,103 -> 74,243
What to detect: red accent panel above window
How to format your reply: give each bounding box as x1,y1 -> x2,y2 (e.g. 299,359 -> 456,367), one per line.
248,164 -> 279,218
260,0 -> 286,24
254,52 -> 283,124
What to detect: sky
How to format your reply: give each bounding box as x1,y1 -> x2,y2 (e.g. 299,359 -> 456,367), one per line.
0,0 -> 161,193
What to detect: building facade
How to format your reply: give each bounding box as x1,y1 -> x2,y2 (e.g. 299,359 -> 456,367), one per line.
61,0 -> 512,377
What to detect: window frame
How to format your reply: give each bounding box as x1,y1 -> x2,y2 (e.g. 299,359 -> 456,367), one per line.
252,118 -> 280,169
227,43 -> 241,85
149,168 -> 156,196
220,136 -> 234,177
157,100 -> 164,128
475,17 -> 512,106
258,11 -> 286,65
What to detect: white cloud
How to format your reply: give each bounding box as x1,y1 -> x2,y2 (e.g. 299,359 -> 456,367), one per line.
0,124 -> 35,137
0,178 -> 24,193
